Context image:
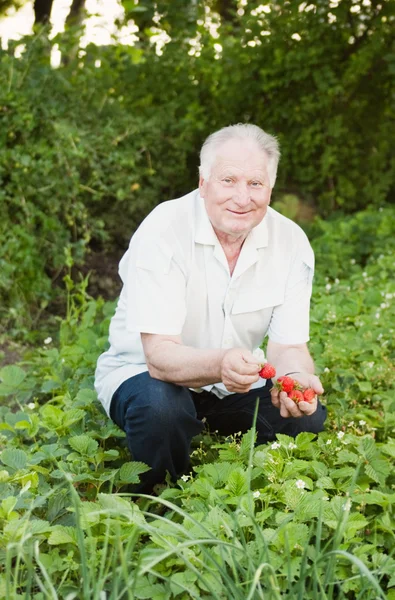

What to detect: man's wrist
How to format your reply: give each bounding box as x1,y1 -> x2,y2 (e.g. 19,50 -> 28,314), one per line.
284,371 -> 301,377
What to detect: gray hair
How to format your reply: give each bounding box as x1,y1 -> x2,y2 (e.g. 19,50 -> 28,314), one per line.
199,123 -> 280,188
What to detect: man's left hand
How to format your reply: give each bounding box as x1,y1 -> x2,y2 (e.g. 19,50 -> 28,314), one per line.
270,373 -> 324,418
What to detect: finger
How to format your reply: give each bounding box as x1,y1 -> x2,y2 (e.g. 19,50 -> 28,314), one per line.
279,402 -> 292,418
229,361 -> 260,376
227,369 -> 260,384
242,354 -> 261,366
309,375 -> 324,395
280,393 -> 303,418
298,399 -> 318,416
242,361 -> 261,375
224,381 -> 252,394
271,388 -> 280,408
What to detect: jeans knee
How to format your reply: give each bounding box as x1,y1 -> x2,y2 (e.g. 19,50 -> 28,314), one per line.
123,375 -> 197,431
300,403 -> 327,435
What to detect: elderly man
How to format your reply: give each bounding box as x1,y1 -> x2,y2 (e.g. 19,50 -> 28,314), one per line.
95,123 -> 326,492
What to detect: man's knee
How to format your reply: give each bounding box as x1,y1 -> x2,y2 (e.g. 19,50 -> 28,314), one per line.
111,372 -> 197,428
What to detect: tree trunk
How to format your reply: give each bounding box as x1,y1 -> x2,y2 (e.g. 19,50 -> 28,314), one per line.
62,0 -> 87,66
65,0 -> 86,28
214,0 -> 238,24
33,0 -> 54,25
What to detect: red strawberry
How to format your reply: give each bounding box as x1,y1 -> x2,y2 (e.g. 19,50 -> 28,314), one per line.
276,376 -> 295,393
303,388 -> 316,403
259,363 -> 276,379
288,389 -> 304,403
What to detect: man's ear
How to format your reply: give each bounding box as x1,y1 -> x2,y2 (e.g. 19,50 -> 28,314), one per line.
199,175 -> 206,197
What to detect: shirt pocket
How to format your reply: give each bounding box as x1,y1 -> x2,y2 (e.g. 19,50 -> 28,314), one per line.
232,287 -> 284,315
231,287 -> 285,348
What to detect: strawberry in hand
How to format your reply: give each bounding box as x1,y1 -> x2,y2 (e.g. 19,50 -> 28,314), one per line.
258,363 -> 276,379
276,375 -> 295,393
252,348 -> 276,380
303,388 -> 316,403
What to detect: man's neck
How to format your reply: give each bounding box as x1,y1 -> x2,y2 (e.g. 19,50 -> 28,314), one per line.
213,228 -> 247,275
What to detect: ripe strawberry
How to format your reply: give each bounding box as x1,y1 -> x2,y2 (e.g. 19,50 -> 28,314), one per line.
276,376 -> 295,393
288,389 -> 304,403
303,388 -> 316,403
259,363 -> 276,379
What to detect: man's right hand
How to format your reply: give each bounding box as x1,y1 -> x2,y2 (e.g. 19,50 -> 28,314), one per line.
221,348 -> 261,393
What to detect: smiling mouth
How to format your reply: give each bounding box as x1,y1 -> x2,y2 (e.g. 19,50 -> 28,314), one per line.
228,209 -> 251,215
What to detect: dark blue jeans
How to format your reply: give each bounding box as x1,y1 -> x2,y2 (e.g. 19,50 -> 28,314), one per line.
110,371 -> 327,493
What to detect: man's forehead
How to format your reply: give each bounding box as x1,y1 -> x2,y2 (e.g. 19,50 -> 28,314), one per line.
212,139 -> 268,172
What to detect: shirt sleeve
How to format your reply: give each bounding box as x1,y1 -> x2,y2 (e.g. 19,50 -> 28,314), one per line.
268,238 -> 314,345
120,234 -> 187,336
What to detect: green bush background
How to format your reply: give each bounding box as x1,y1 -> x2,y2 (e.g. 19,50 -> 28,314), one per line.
0,0 -> 394,334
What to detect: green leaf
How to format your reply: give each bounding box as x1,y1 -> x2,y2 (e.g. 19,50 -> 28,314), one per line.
133,575 -> 168,599
63,409 -> 85,427
239,429 -> 256,459
226,468 -> 248,497
0,365 -> 26,388
276,522 -> 310,551
1,497 -> 17,517
197,462 -> 234,487
170,571 -> 198,597
117,461 -> 151,484
48,526 -> 78,545
358,381 -> 372,393
30,520 -> 52,535
0,448 -> 28,471
73,388 -> 97,407
316,476 -> 336,489
365,461 -> 390,486
40,405 -> 64,430
68,434 -> 99,456
295,432 -> 317,450
97,493 -> 146,524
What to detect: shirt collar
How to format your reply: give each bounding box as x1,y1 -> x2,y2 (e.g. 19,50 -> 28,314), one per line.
194,191 -> 269,250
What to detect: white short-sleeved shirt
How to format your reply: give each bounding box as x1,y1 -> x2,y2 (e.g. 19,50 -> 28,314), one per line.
95,189 -> 315,415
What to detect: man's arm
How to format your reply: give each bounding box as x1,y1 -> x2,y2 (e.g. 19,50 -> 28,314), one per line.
141,333 -> 260,393
266,339 -> 315,377
267,339 -> 324,418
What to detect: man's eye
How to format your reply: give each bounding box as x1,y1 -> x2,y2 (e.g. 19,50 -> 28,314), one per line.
223,178 -> 233,184
251,181 -> 262,187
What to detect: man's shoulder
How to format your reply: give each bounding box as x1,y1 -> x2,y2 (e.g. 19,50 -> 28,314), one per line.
267,206 -> 310,243
130,189 -> 198,253
147,189 -> 198,222
266,206 -> 314,270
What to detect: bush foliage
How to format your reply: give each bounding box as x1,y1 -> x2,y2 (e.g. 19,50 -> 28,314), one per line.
1,0 -> 394,331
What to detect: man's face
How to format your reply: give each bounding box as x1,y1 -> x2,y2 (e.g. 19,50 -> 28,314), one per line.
199,138 -> 272,241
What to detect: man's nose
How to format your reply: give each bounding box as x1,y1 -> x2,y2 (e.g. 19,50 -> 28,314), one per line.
233,182 -> 250,206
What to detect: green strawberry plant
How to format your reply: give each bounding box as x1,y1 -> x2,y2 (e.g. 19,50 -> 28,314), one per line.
0,206 -> 394,598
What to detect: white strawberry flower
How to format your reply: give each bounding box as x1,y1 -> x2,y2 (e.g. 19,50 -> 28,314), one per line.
252,490 -> 261,499
252,348 -> 266,364
295,479 -> 306,489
